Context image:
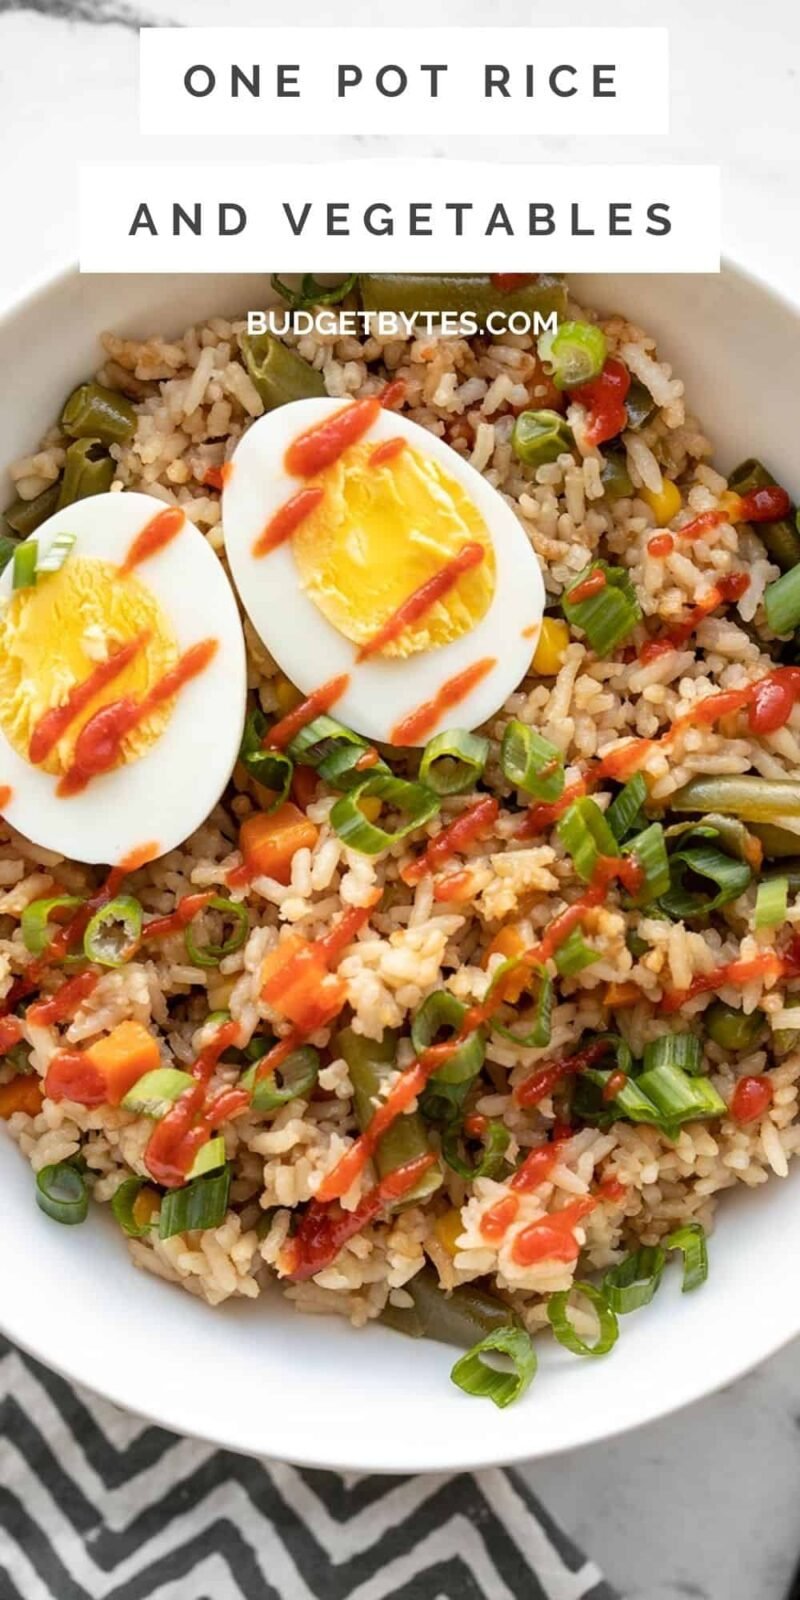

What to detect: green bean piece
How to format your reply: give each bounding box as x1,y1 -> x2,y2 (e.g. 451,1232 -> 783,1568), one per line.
511,410 -> 573,470
728,458 -> 800,572
360,274 -> 568,330
336,1026 -> 442,1203
0,534 -> 18,575
61,382 -> 137,446
624,377 -> 657,431
704,1000 -> 765,1053
379,1265 -> 516,1347
57,439 -> 114,509
600,450 -> 634,501
4,481 -> 61,538
240,330 -> 325,410
670,776 -> 800,831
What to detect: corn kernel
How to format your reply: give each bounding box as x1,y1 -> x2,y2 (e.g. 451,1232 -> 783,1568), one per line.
358,795 -> 383,822
274,675 -> 303,716
434,1208 -> 464,1258
640,478 -> 682,527
532,617 -> 570,676
132,1187 -> 161,1230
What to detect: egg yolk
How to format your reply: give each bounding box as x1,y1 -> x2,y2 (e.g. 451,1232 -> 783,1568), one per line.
290,441 -> 496,658
0,556 -> 178,777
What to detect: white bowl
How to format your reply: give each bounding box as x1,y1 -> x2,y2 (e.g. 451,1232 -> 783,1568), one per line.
1,263 -> 798,1473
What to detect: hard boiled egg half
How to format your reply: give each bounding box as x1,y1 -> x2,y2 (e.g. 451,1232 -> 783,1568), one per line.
222,396 -> 545,745
0,492 -> 246,864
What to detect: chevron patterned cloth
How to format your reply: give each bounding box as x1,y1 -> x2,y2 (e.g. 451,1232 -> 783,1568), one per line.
0,1334 -> 620,1600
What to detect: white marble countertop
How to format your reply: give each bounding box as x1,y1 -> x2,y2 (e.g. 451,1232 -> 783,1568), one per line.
1,3 -> 800,1596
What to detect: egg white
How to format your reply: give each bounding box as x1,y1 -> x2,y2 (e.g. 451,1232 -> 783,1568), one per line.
0,492 -> 247,865
222,397 -> 545,746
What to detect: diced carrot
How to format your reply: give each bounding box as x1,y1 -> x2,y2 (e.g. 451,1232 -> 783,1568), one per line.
482,926 -> 528,1004
291,764 -> 319,812
604,981 -> 642,1009
84,1021 -> 161,1107
261,935 -> 347,1032
0,1077 -> 43,1118
239,803 -> 319,885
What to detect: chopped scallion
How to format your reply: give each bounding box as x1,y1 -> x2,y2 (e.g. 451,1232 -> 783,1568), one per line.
83,895 -> 142,967
184,896 -> 249,969
36,1161 -> 89,1225
607,773 -> 648,843
755,875 -> 788,929
419,728 -> 488,795
331,776 -> 439,855
411,991 -> 485,1087
488,962 -> 552,1049
511,408 -> 574,469
442,1119 -> 510,1181
121,1067 -> 194,1118
557,796 -> 619,882
158,1165 -> 231,1240
562,561 -> 641,656
500,720 -> 565,802
764,561 -> 800,636
450,1324 -> 537,1408
603,1245 -> 665,1313
659,836 -> 752,922
538,320 -> 607,391
187,1135 -> 227,1180
553,927 -> 600,976
547,1282 -> 619,1356
111,1176 -> 156,1238
21,895 -> 83,955
239,1044 -> 319,1112
36,531 -> 76,575
238,708 -> 293,809
665,1222 -> 708,1292
624,822 -> 670,906
12,539 -> 38,590
642,1033 -> 702,1077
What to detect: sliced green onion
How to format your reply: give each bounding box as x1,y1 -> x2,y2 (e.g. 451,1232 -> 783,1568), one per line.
411,991 -> 485,1086
755,876 -> 788,929
624,822 -> 670,906
184,896 -> 249,969
604,1246 -> 665,1313
642,1033 -> 702,1076
450,1324 -> 537,1409
121,1067 -> 194,1117
659,838 -> 752,922
511,409 -> 574,469
158,1164 -> 231,1240
665,1222 -> 708,1292
238,707 -> 293,808
562,562 -> 641,657
0,533 -> 18,575
538,320 -> 607,391
488,962 -> 552,1049
21,895 -> 83,955
419,1076 -> 472,1126
36,531 -> 76,575
187,1135 -> 227,1180
607,774 -> 648,843
331,776 -> 439,855
12,539 -> 38,590
419,729 -> 488,795
557,796 -> 619,883
765,562 -> 800,636
635,1061 -> 727,1129
442,1119 -> 510,1181
239,1044 -> 320,1112
573,1065 -> 666,1130
500,721 -> 565,802
83,894 -> 142,967
703,1000 -> 764,1053
271,272 -> 358,310
547,1282 -> 619,1357
553,927 -> 600,976
36,1161 -> 88,1225
111,1176 -> 156,1238
286,711 -> 391,791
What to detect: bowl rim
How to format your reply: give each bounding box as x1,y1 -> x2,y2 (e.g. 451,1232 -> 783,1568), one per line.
2,251 -> 800,1474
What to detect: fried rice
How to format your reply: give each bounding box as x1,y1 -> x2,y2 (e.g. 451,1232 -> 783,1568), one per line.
2,278 -> 799,1360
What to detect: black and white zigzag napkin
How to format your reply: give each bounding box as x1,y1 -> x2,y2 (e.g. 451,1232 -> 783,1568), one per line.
0,1334 -> 619,1600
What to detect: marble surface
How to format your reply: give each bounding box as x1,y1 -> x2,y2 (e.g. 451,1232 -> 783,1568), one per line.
1,2 -> 800,1595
